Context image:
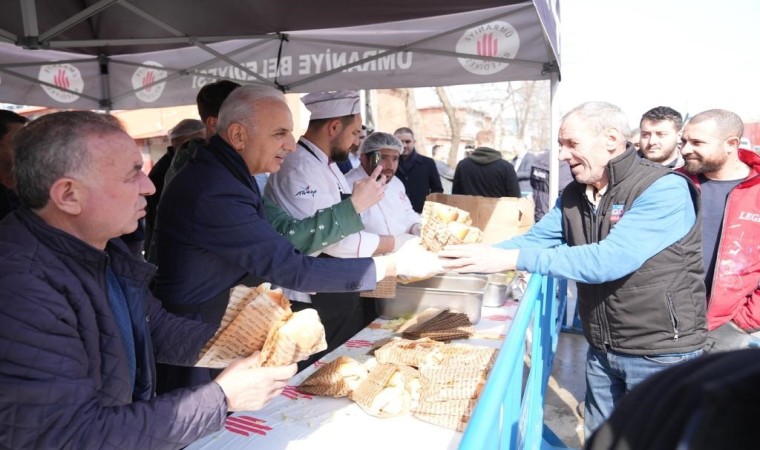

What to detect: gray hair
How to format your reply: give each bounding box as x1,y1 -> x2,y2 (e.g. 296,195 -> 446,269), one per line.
169,118 -> 205,140
359,131 -> 403,154
687,109 -> 744,140
563,101 -> 631,140
216,85 -> 286,133
14,111 -> 125,209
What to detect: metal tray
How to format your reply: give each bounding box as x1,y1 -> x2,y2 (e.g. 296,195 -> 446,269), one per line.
375,273 -> 487,324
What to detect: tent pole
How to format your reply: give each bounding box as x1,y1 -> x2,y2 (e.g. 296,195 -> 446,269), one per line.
548,69 -> 560,207
98,54 -> 112,111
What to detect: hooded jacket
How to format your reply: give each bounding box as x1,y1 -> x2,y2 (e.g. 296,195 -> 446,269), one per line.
452,147 -> 521,198
680,149 -> 760,331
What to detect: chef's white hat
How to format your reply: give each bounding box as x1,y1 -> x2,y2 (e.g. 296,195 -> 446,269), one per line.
301,90 -> 361,120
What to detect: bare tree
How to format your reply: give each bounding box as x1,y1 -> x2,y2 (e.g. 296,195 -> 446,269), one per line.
507,80 -> 551,151
399,88 -> 422,137
435,86 -> 461,168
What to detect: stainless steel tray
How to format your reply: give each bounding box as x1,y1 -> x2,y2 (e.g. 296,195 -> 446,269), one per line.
375,273 -> 487,324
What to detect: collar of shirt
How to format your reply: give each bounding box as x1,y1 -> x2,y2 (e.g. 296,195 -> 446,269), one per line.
299,137 -> 351,194
584,184 -> 608,208
299,137 -> 332,164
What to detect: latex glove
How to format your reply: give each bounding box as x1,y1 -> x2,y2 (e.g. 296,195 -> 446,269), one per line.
407,222 -> 421,236
392,237 -> 445,280
438,243 -> 519,274
350,165 -> 386,213
392,233 -> 418,252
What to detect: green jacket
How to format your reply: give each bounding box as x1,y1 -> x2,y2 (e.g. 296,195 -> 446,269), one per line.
264,196 -> 364,254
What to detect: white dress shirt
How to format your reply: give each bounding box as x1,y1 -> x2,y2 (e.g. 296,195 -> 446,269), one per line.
345,166 -> 420,236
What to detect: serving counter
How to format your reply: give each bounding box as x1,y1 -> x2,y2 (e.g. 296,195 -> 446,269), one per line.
186,300 -> 521,450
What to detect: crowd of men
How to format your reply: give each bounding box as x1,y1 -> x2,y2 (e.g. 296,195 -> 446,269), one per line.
0,90 -> 758,449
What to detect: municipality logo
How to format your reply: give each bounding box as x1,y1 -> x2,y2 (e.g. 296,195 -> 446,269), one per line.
39,63 -> 84,103
456,21 -> 520,76
132,61 -> 167,103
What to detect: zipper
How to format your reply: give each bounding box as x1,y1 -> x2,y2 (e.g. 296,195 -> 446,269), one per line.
665,291 -> 679,340
588,195 -> 611,348
707,168 -> 759,301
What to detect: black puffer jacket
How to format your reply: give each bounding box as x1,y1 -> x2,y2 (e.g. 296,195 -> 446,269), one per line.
0,208 -> 225,450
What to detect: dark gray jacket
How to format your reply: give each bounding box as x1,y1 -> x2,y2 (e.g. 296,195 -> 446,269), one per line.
562,148 -> 706,355
0,208 -> 225,449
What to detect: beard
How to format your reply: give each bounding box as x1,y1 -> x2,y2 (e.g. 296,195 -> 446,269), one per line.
642,147 -> 676,164
330,143 -> 350,162
683,153 -> 728,174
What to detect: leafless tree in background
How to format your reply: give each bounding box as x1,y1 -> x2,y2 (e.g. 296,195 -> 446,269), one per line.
435,86 -> 461,169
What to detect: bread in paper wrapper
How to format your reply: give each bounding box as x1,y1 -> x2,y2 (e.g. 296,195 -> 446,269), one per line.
299,356 -> 368,397
412,344 -> 496,431
196,283 -> 291,368
260,308 -> 327,367
349,363 -> 414,417
420,201 -> 483,252
374,338 -> 445,367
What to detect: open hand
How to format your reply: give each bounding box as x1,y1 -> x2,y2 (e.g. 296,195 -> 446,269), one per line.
350,165 -> 387,213
439,244 -> 519,274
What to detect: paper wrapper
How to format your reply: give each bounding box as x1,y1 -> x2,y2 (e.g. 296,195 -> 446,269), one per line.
438,343 -> 497,367
360,276 -> 397,298
374,338 -> 445,367
420,201 -> 483,252
419,365 -> 489,402
299,356 -> 368,397
412,344 -> 496,430
401,309 -> 474,342
196,283 -> 292,368
349,363 -> 411,418
413,410 -> 470,432
260,309 -> 328,367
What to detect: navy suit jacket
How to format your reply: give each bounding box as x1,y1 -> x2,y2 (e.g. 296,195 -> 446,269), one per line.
151,135 -> 377,316
396,149 -> 443,213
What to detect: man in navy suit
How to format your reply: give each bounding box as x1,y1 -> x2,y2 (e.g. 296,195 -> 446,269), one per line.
151,85 -> 442,391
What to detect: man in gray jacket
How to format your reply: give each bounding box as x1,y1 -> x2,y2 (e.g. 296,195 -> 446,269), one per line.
0,111 -> 296,449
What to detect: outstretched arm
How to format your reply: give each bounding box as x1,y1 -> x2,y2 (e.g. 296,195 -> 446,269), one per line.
264,196 -> 364,255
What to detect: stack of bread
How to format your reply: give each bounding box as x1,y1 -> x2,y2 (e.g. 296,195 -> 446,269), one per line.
420,201 -> 484,252
196,283 -> 327,368
299,336 -> 495,430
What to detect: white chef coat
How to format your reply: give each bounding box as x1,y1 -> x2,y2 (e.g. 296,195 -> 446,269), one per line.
347,151 -> 361,170
345,166 -> 420,236
264,138 -> 380,258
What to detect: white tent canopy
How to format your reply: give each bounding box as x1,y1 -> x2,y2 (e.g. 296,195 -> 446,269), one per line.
0,0 -> 560,110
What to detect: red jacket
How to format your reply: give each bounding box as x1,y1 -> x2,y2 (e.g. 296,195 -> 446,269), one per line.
681,149 -> 760,331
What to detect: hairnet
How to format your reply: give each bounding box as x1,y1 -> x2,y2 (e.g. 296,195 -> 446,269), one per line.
359,131 -> 403,154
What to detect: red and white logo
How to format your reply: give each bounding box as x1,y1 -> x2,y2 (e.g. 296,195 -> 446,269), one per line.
224,415 -> 272,437
345,339 -> 374,349
132,61 -> 167,103
456,21 -> 521,76
281,385 -> 313,400
38,63 -> 84,103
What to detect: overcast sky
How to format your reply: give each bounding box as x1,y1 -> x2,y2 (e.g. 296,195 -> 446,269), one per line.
559,0 -> 760,123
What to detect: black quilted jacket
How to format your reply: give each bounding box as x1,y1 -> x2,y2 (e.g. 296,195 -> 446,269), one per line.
0,208 -> 226,449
